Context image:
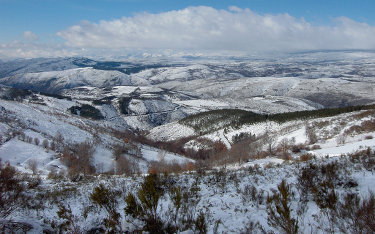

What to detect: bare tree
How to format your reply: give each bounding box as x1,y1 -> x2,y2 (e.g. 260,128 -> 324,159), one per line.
42,139 -> 49,149
27,159 -> 38,175
157,149 -> 166,163
336,134 -> 347,145
277,138 -> 292,160
264,126 -> 276,156
71,141 -> 96,175
50,141 -> 56,151
115,156 -> 132,175
34,137 -> 40,146
55,132 -> 64,152
305,123 -> 317,144
0,159 -> 25,218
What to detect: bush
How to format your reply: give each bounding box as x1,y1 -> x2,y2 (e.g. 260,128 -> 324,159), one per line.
194,211 -> 207,234
56,204 -> 82,233
311,144 -> 321,150
42,139 -> 49,149
125,174 -> 164,233
365,135 -> 373,140
92,96 -> 115,105
90,184 -> 121,232
305,124 -> 318,144
312,181 -> 337,210
64,141 -> 96,176
0,160 -> 25,218
232,132 -> 255,144
338,192 -> 375,233
267,180 -> 298,234
4,88 -> 32,101
27,159 -> 38,175
299,153 -> 315,162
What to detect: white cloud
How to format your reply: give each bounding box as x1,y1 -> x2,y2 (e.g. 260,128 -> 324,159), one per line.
0,41 -> 78,59
22,31 -> 38,41
57,6 -> 375,52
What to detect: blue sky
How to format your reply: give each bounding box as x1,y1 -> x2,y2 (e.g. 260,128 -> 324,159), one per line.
1,0 -> 375,58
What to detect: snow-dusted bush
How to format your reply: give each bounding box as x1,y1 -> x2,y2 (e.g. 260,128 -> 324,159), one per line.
125,173 -> 164,233
0,159 -> 32,228
337,192 -> 375,233
305,124 -> 318,144
60,141 -> 96,178
90,184 -> 121,232
27,159 -> 38,175
267,180 -> 299,234
56,204 -> 82,233
42,139 -> 49,149
34,137 -> 40,146
336,133 -> 347,145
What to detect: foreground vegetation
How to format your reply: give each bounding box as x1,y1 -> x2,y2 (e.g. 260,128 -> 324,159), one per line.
1,148 -> 375,233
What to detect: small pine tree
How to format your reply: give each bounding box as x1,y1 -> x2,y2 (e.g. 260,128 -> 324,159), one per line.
124,174 -> 164,233
267,180 -> 298,234
194,211 -> 207,234
90,184 -> 121,233
57,204 -> 81,233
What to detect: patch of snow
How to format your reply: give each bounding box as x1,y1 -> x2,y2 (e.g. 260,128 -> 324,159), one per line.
310,137 -> 375,157
0,139 -> 59,174
148,122 -> 196,141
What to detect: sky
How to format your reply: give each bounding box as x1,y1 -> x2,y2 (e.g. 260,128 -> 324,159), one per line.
1,0 -> 375,59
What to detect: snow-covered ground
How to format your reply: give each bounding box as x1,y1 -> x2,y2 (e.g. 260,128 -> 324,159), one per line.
3,151 -> 375,233
311,135 -> 375,157
141,146 -> 194,164
0,95 -> 194,175
147,122 -> 196,142
0,138 -> 61,174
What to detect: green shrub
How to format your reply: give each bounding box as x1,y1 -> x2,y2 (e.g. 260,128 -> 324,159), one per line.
90,184 -> 121,233
56,204 -> 81,233
194,211 -> 207,234
124,174 -> 164,233
267,180 -> 298,234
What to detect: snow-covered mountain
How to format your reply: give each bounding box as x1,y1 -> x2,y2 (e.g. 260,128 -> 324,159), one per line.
0,67 -> 133,93
1,51 -> 375,114
1,84 -> 375,233
0,86 -> 193,175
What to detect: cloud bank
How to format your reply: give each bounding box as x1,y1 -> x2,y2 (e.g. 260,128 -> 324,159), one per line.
57,6 -> 375,52
0,41 -> 79,59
